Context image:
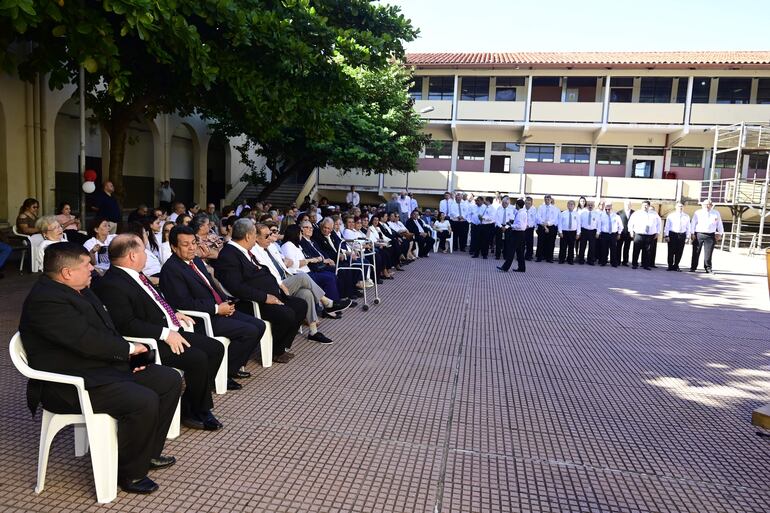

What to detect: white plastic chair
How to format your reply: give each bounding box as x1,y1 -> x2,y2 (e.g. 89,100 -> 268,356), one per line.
12,226 -> 44,273
9,332 -> 118,504
431,227 -> 453,254
122,337 -> 181,439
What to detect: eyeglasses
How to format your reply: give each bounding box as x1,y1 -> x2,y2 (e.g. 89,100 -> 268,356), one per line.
270,229 -> 279,234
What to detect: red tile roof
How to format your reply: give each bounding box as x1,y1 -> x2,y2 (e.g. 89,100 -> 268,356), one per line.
406,51 -> 770,68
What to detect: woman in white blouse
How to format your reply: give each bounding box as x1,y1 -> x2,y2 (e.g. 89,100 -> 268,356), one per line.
35,216 -> 68,271
432,211 -> 452,253
83,218 -> 117,273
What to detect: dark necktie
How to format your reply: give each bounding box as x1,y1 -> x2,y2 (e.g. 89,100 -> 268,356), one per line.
265,250 -> 287,280
139,273 -> 181,327
188,261 -> 223,304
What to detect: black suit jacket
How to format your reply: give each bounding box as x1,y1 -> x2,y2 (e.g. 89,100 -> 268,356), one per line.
405,218 -> 431,237
213,243 -> 281,303
159,253 -> 228,314
312,232 -> 338,261
617,209 -> 634,234
19,276 -> 132,412
93,266 -> 173,340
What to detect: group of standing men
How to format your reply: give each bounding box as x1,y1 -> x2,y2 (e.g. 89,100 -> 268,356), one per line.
438,192 -> 725,274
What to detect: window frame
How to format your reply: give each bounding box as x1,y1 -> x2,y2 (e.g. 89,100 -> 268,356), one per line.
670,148 -> 703,168
639,77 -> 673,104
716,78 -> 751,105
426,140 -> 453,159
596,146 -> 627,166
428,76 -> 454,101
457,141 -> 485,161
408,77 -> 423,101
491,142 -> 520,152
460,76 -> 490,102
559,145 -> 591,164
524,144 -> 555,163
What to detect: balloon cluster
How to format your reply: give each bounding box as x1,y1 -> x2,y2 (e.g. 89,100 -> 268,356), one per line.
82,169 -> 97,193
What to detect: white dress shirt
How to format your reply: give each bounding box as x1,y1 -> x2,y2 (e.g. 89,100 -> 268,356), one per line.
459,201 -> 471,220
557,210 -> 581,234
495,205 -> 516,227
433,220 -> 451,232
598,212 -> 621,234
115,265 -> 178,342
664,212 -> 691,236
690,208 -> 724,234
512,208 -> 528,231
476,204 -> 495,224
346,191 -> 360,206
280,241 -> 310,273
249,243 -> 284,284
628,210 -> 658,235
525,206 -> 538,228
580,210 -> 598,230
83,234 -> 117,272
397,197 -> 411,214
537,204 -> 560,226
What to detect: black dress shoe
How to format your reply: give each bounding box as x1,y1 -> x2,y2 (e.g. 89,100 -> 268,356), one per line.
309,332 -> 333,344
643,267 -> 651,270
203,412 -> 223,430
621,263 -> 629,267
234,370 -> 251,379
632,265 -> 638,269
326,299 -> 351,313
471,255 -> 478,258
376,278 -> 384,284
496,266 -> 508,272
226,378 -> 242,390
119,476 -> 159,494
149,455 -> 176,470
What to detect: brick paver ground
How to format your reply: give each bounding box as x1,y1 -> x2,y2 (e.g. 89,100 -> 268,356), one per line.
0,245 -> 768,512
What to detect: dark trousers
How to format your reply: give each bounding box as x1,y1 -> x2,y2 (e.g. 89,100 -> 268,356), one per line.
524,227 -> 535,260
558,230 -> 577,263
416,233 -> 434,256
238,297 -> 303,356
577,229 -> 597,264
437,230 -> 450,251
691,232 -> 716,271
476,224 -> 493,258
494,229 -> 505,259
158,332 -> 223,420
469,224 -> 480,255
632,234 -> 654,268
536,225 -> 557,261
619,233 -> 632,264
41,366 -> 182,480
309,270 -> 339,301
501,231 -> 526,271
597,232 -> 618,266
207,310 -> 263,375
336,268 -> 356,298
650,237 -> 658,266
667,232 -> 687,269
456,221 -> 469,251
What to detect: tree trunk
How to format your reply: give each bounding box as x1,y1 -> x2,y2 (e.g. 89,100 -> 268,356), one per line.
256,158 -> 316,201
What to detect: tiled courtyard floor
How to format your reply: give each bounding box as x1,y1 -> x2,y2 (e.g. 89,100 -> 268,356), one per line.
0,245 -> 769,512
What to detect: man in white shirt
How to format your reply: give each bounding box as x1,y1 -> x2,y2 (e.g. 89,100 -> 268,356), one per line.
597,202 -> 622,267
470,197 -> 495,259
456,192 -> 471,252
524,196 -> 538,261
648,206 -> 662,268
536,195 -> 560,262
617,200 -> 634,266
689,199 -> 724,273
494,195 -> 515,260
664,202 -> 690,271
408,192 -> 418,213
628,200 -> 657,270
397,191 -> 411,223
497,199 -> 528,272
167,202 -> 186,223
345,186 -> 360,208
557,200 -> 581,264
577,200 -> 598,265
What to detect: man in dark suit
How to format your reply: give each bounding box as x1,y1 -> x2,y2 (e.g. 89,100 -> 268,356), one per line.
93,234 -> 225,431
159,226 -> 262,379
405,209 -> 434,257
617,200 -> 634,267
214,219 -> 309,354
19,242 -> 181,494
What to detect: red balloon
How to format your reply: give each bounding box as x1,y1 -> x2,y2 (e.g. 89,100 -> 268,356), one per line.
84,169 -> 97,182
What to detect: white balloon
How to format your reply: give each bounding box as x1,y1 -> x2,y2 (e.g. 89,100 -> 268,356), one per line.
82,181 -> 96,194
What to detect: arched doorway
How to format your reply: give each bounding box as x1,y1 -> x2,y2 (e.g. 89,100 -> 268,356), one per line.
207,135 -> 229,205
170,123 -> 196,208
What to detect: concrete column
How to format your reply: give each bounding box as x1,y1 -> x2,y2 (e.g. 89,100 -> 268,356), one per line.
588,146 -> 597,177
483,141 -> 492,173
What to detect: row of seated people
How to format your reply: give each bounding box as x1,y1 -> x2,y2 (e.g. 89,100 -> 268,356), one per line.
17,202 -> 433,495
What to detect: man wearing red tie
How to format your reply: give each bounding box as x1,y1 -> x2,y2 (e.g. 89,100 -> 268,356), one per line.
159,226 -> 262,384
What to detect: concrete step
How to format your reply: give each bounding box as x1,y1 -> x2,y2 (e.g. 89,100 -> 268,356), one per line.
236,182 -> 304,210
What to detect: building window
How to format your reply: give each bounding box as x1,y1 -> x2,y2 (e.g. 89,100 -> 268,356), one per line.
458,141 -> 485,160
494,77 -> 523,101
428,77 -> 454,101
675,78 -> 688,103
491,142 -> 520,152
639,77 -> 673,103
749,153 -> 769,171
714,150 -> 737,169
717,78 -> 751,104
524,144 -> 555,163
692,77 -> 711,103
634,147 -> 664,156
757,79 -> 770,104
409,77 -> 422,100
460,77 -> 489,101
426,140 -> 452,159
560,145 -> 590,164
609,77 -> 634,103
671,149 -> 703,168
596,146 -> 626,165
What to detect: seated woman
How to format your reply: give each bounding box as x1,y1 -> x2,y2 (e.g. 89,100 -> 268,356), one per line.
362,215 -> 394,279
176,213 -> 192,226
16,198 -> 41,237
433,211 -> 452,253
375,212 -> 406,270
283,223 -> 341,301
55,202 -> 88,245
191,214 -> 222,260
83,217 -> 117,274
124,221 -> 163,283
387,211 -> 416,260
369,214 -> 402,273
35,216 -> 67,271
159,221 -> 175,264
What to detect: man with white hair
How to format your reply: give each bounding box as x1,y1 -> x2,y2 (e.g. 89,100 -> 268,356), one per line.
664,202 -> 690,271
689,199 -> 724,273
597,202 -> 621,267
